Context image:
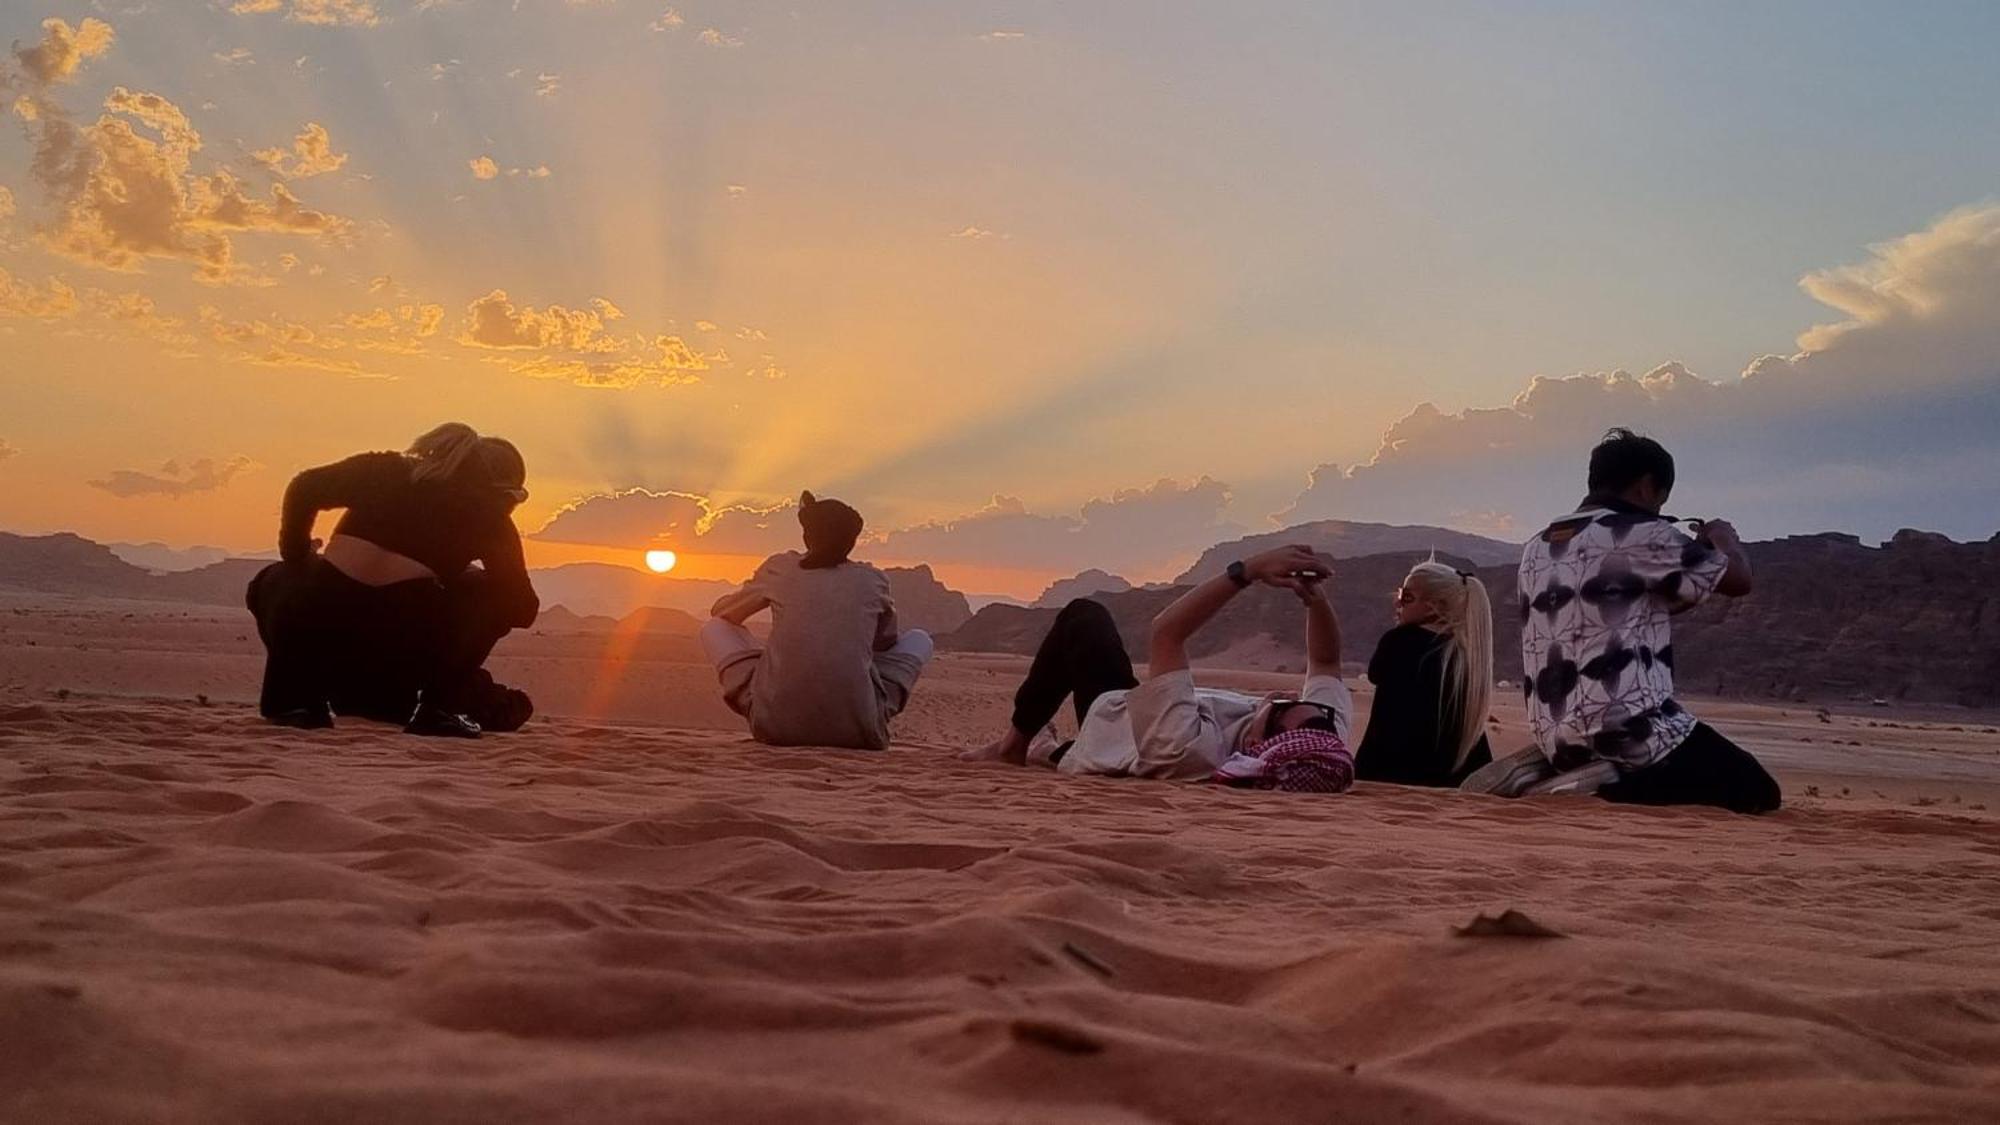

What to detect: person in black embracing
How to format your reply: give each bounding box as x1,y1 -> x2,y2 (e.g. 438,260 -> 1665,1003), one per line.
246,422 -> 539,737
1353,560 -> 1495,787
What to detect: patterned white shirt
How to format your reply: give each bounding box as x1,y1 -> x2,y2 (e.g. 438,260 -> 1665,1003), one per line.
1517,500 -> 1729,770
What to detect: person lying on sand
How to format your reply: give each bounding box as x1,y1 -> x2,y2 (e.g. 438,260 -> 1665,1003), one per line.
1353,560 -> 1496,788
246,422 -> 539,738
965,546 -> 1354,792
1468,427 -> 1780,814
701,492 -> 933,751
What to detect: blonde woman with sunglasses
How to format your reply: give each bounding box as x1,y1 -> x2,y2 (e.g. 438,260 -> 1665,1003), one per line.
246,423 -> 539,738
1353,560 -> 1495,786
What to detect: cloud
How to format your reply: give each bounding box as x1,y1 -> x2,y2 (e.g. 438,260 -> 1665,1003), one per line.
341,300 -> 444,353
11,74 -> 351,283
950,225 -> 1005,240
459,289 -> 620,352
650,9 -> 684,32
88,455 -> 255,498
981,31 -> 1027,42
11,17 -> 114,86
0,185 -> 13,224
230,1 -> 380,28
1279,203 -> 2000,542
0,266 -> 80,319
470,155 -> 549,180
534,72 -> 560,97
532,489 -> 800,554
454,290 -> 731,388
213,47 -> 255,67
874,478 -> 1239,576
0,439 -> 15,461
697,28 -> 742,48
252,122 -> 347,178
534,478 -> 1241,577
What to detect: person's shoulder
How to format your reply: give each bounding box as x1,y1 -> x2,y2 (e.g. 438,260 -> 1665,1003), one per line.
1379,621 -> 1441,658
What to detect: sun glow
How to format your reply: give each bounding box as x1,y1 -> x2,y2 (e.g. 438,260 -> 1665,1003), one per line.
643,549 -> 678,574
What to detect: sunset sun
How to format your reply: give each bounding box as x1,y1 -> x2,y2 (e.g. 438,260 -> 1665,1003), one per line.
643,549 -> 678,574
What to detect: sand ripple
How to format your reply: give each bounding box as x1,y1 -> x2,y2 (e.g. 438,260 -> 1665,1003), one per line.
2,698 -> 1998,1123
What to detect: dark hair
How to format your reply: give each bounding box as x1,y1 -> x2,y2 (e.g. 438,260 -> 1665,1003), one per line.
797,490 -> 863,570
1587,427 -> 1675,497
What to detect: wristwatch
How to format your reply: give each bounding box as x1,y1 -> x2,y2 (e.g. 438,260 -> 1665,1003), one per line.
1225,560 -> 1250,589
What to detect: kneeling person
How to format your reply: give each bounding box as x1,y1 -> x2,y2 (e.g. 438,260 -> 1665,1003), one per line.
973,546 -> 1353,792
701,492 -> 933,750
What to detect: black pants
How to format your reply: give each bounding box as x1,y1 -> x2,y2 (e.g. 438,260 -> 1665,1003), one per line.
1600,723 -> 1782,815
1010,599 -> 1140,736
246,558 -> 524,726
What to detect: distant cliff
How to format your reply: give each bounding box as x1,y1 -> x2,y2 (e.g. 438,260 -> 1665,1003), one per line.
1172,519 -> 1519,584
947,532 -> 2000,707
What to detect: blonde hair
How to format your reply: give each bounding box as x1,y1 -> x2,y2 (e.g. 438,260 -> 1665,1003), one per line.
1403,560 -> 1494,771
406,422 -> 525,491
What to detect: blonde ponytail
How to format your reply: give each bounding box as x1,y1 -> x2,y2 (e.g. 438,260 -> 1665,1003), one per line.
406,422 -> 482,483
1404,561 -> 1495,771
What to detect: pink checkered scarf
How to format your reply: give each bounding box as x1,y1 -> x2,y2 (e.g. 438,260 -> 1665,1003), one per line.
1213,727 -> 1354,794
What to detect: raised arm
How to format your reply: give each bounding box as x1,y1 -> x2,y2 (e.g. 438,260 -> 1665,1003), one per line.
1699,519 -> 1754,598
1148,545 -> 1326,675
1301,572 -> 1342,678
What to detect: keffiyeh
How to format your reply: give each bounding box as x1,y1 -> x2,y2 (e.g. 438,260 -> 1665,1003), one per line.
1214,727 -> 1354,794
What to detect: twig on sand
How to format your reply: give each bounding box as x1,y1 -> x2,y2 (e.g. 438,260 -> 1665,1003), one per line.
1452,909 -> 1566,939
1061,940 -> 1115,977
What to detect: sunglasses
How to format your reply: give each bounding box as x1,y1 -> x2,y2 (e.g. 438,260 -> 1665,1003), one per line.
1264,698 -> 1339,739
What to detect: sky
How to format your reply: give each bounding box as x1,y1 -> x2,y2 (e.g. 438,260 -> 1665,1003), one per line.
2,1 -> 1998,597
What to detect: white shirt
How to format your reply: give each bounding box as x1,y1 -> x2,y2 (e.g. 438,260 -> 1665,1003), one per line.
1057,670 -> 1353,780
1517,502 -> 1729,770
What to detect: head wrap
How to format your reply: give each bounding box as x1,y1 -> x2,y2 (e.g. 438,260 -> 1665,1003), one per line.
1213,727 -> 1354,794
797,490 -> 863,570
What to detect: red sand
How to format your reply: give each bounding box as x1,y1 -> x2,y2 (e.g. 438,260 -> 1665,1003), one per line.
3,597 -> 1999,1122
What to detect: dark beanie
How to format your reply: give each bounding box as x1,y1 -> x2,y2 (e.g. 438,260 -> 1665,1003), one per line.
798,490 -> 863,569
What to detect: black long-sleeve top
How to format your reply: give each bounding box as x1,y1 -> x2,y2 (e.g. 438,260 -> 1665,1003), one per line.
1354,623 -> 1492,787
279,451 -> 539,627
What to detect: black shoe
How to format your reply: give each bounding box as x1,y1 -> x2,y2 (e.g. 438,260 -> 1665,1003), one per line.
268,704 -> 335,730
469,686 -> 534,733
404,702 -> 481,739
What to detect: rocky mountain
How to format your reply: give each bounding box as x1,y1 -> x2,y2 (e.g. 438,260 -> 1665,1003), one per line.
0,533 -> 974,636
947,551 -> 1474,672
949,531 -> 2000,707
109,542 -> 240,573
883,565 -> 972,634
1033,569 -> 1133,608
1172,519 -> 1519,584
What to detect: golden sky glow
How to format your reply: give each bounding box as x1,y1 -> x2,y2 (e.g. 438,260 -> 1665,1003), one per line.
4,5 -> 2000,599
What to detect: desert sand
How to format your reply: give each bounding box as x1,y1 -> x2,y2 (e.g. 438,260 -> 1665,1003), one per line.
4,594 -> 2000,1122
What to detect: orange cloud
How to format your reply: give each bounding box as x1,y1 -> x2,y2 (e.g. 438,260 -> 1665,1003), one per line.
16,74 -> 351,283
230,1 -> 380,28
0,267 -> 79,319
11,17 -> 114,86
252,122 -> 348,179
459,289 -> 620,352
88,455 -> 256,498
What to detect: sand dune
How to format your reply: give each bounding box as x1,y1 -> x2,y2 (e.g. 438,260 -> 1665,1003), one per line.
3,597 -> 2000,1121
